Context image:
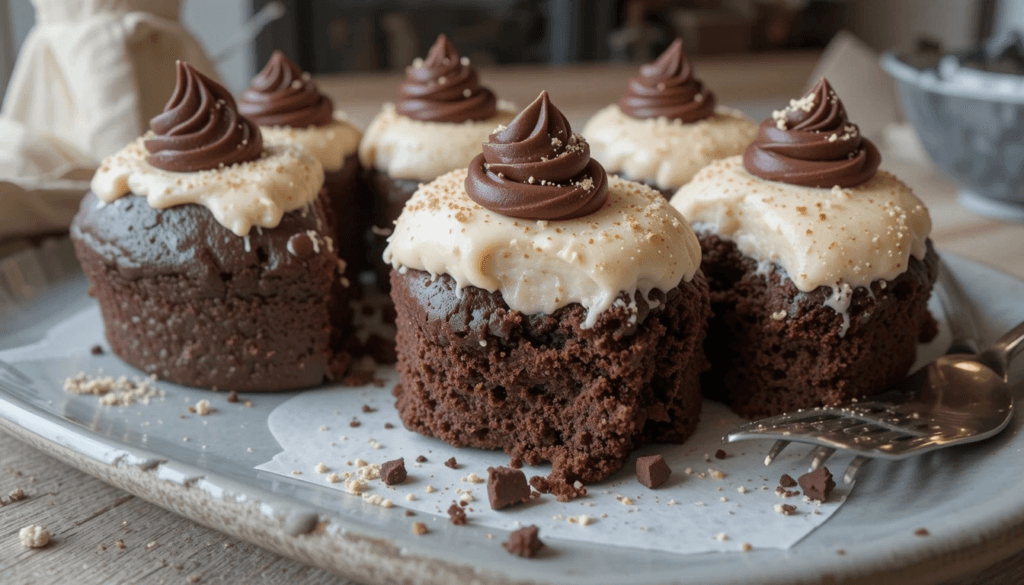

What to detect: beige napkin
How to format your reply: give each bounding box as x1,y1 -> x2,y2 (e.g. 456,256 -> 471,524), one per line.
0,0 -> 220,240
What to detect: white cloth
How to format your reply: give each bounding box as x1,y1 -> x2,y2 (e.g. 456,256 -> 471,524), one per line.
0,0 -> 220,239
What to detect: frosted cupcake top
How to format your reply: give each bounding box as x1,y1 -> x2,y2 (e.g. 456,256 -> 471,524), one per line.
385,92 -> 702,327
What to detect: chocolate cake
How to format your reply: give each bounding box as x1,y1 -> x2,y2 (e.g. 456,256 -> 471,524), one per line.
359,34 -> 516,285
239,51 -> 367,275
671,79 -> 937,418
386,92 -> 710,496
71,62 -> 351,391
582,39 -> 757,197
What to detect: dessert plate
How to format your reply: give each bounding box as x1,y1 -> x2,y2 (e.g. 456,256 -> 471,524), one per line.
0,240 -> 1022,585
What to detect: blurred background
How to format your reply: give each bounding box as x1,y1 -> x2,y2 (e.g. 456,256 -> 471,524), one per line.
1,0 -> 1022,97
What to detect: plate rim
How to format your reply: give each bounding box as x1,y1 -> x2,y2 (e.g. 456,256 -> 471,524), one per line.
0,244 -> 1023,585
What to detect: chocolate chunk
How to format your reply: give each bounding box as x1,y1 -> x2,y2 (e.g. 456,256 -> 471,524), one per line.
798,467 -> 835,502
226,390 -> 239,403
714,449 -> 727,460
380,458 -> 407,485
415,455 -> 427,463
488,466 -> 531,510
779,474 -> 797,488
635,454 -> 671,489
90,345 -> 104,355
503,525 -> 543,558
444,457 -> 458,469
447,502 -> 467,525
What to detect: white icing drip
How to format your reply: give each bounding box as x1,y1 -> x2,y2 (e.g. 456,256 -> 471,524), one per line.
385,171 -> 702,327
676,158 -> 931,332
582,105 -> 757,191
91,139 -> 324,236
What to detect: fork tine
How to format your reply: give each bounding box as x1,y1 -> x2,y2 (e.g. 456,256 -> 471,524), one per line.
764,440 -> 790,466
842,456 -> 869,484
809,446 -> 836,471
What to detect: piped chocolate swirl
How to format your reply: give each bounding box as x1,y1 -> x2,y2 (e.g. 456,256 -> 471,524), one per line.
145,62 -> 263,172
742,78 -> 880,188
618,38 -> 716,123
396,34 -> 498,123
239,51 -> 334,128
465,91 -> 608,220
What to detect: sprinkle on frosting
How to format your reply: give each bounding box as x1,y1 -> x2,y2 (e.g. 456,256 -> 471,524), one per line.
145,61 -> 263,172
671,156 -> 931,296
386,170 -> 701,327
618,38 -> 716,123
396,34 -> 498,123
239,50 -> 334,128
742,78 -> 881,188
465,91 -> 608,220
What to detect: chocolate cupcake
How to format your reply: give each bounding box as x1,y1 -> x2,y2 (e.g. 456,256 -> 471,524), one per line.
71,62 -> 351,391
359,34 -> 517,284
239,51 -> 366,275
671,79 -> 937,418
582,39 -> 758,197
385,92 -> 710,498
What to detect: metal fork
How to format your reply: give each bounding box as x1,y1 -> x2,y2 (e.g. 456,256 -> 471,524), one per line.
723,262 -> 1024,484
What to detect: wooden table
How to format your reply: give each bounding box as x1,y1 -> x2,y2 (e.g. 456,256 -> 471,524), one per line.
3,53 -> 1024,584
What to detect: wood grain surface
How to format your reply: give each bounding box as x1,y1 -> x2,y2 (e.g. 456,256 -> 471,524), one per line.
2,53 -> 1024,584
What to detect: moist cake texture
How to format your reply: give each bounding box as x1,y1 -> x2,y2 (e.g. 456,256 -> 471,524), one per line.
672,79 -> 936,417
72,62 -> 350,391
386,92 -> 709,495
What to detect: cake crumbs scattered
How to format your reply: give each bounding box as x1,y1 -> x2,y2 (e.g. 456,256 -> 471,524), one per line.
64,373 -> 164,406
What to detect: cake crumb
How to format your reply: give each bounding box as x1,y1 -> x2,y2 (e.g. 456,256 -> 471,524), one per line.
425,484 -> 437,493
405,493 -> 417,502
345,479 -> 368,494
463,473 -> 484,484
774,503 -> 799,516
915,528 -> 930,537
714,532 -> 729,542
116,539 -> 126,549
326,473 -> 341,484
8,488 -> 25,501
194,399 -> 212,415
444,457 -> 458,469
314,462 -> 328,474
412,522 -> 428,536
226,391 -> 239,403
741,542 -> 753,552
64,373 -> 164,406
19,525 -> 50,548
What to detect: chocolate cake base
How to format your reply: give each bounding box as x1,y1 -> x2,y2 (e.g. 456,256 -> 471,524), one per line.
391,269 -> 711,497
366,171 -> 422,289
698,233 -> 939,419
71,192 -> 352,391
323,154 -> 371,277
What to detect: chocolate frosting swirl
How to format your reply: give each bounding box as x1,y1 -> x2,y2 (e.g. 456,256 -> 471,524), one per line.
743,78 -> 880,188
145,62 -> 263,172
396,34 -> 498,123
239,50 -> 334,127
465,91 -> 608,220
618,38 -> 716,123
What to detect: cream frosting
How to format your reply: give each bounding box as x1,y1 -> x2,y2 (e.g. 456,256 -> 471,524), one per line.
670,156 -> 931,293
358,102 -> 517,181
384,170 -> 702,327
91,137 -> 324,237
582,105 -> 758,191
259,113 -> 362,172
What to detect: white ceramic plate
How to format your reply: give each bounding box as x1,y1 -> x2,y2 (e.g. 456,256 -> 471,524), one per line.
0,241 -> 1022,585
